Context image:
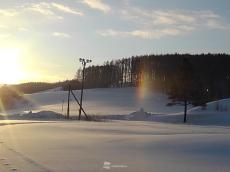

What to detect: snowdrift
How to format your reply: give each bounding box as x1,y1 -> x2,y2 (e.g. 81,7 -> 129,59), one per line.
100,99 -> 230,126
1,111 -> 65,120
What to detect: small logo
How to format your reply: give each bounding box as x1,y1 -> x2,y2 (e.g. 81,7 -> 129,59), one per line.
103,161 -> 128,170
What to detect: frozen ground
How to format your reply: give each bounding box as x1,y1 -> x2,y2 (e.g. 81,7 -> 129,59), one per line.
0,121 -> 230,172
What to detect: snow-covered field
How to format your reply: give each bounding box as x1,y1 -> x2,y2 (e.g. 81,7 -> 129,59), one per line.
8,87 -> 185,116
3,87 -> 230,126
0,121 -> 230,172
1,87 -> 230,171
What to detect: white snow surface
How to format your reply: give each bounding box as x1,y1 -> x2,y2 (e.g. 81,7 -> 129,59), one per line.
7,87 -> 185,115
3,87 -> 230,126
0,121 -> 230,172
1,87 -> 230,171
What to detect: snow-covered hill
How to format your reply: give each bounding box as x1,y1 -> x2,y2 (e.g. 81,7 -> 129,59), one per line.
7,87 -> 185,115
3,87 -> 230,126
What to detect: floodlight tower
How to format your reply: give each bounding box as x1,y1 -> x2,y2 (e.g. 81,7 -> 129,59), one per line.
79,58 -> 92,120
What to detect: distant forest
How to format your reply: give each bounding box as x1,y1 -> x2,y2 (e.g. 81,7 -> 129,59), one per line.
0,53 -> 230,110
74,53 -> 230,101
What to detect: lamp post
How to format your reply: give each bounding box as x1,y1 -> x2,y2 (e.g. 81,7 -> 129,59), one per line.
79,58 -> 92,120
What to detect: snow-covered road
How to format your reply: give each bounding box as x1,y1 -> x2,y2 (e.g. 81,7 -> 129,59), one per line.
0,121 -> 230,172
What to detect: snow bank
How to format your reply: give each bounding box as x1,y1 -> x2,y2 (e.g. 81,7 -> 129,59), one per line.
123,98 -> 230,126
128,108 -> 153,120
189,98 -> 230,113
6,111 -> 66,120
100,100 -> 230,126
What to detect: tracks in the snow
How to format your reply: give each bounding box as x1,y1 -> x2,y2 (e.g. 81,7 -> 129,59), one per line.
0,140 -> 52,172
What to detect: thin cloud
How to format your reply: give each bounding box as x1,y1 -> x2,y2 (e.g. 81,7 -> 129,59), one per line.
99,7 -> 230,39
0,9 -> 18,17
0,2 -> 83,19
27,2 -> 62,20
51,3 -> 83,16
82,0 -> 111,13
205,19 -> 230,30
27,2 -> 83,20
99,27 -> 194,39
120,8 -> 229,29
52,32 -> 71,38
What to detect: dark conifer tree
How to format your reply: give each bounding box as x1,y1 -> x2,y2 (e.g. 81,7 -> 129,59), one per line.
167,58 -> 207,123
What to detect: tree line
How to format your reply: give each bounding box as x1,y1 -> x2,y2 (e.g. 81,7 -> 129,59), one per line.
0,81 -> 77,110
75,53 -> 230,100
74,53 -> 230,122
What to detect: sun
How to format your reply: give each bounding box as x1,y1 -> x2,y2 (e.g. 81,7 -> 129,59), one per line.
0,48 -> 25,84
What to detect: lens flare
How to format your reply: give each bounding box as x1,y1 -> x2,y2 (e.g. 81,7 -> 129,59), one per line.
137,70 -> 152,101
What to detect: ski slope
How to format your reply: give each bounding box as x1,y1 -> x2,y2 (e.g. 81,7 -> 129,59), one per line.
0,121 -> 230,172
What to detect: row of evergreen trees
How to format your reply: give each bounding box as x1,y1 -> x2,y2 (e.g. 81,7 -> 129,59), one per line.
76,53 -> 230,100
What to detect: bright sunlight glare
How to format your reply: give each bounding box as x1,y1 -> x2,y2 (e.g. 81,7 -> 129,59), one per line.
0,48 -> 25,84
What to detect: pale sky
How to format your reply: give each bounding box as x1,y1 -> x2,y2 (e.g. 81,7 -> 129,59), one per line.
0,0 -> 230,84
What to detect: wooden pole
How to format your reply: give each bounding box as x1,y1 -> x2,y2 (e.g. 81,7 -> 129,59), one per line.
61,99 -> 64,113
70,90 -> 89,120
67,85 -> 71,119
183,100 -> 187,123
79,62 -> 86,120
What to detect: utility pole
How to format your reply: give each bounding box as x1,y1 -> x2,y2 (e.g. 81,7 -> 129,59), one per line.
79,58 -> 92,120
61,99 -> 64,113
67,85 -> 71,119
